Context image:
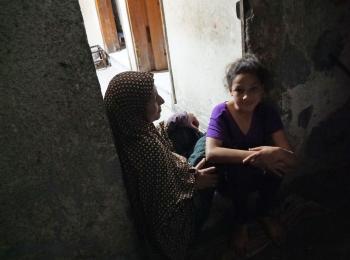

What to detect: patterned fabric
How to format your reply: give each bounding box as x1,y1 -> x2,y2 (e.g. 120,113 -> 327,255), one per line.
104,71 -> 197,259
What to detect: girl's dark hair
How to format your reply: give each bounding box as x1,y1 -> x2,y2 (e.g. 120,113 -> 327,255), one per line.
225,54 -> 268,91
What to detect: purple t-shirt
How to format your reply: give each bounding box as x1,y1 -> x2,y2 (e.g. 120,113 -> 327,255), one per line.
207,102 -> 283,150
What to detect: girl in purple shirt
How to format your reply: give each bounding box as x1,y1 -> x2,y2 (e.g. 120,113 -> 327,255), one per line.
206,55 -> 296,256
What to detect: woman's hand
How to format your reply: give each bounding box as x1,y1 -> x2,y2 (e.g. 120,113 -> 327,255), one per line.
242,146 -> 296,177
194,158 -> 218,190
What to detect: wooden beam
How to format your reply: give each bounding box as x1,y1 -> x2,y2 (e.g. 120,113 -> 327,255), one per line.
126,0 -> 154,71
145,0 -> 168,71
95,0 -> 120,53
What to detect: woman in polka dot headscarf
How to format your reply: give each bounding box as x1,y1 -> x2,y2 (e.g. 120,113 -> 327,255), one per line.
104,71 -> 218,259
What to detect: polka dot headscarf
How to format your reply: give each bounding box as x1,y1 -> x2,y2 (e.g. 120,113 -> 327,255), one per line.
104,71 -> 196,259
104,71 -> 154,137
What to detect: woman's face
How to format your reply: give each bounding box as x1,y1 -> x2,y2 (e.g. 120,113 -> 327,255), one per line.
145,86 -> 165,122
230,73 -> 264,113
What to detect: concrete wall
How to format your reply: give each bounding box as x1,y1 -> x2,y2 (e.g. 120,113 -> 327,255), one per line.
162,0 -> 242,131
245,0 -> 350,209
78,0 -> 105,49
0,1 -> 137,258
245,0 -> 350,151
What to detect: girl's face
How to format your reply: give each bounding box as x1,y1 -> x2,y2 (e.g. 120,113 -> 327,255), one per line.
230,73 -> 264,113
145,86 -> 165,122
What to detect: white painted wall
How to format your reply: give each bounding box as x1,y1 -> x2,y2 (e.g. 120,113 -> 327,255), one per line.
78,0 -> 105,49
115,0 -> 138,70
162,0 -> 242,130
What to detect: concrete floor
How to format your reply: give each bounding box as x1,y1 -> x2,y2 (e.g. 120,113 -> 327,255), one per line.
96,49 -> 174,123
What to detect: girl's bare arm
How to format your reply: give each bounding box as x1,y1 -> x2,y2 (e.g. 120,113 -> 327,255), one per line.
205,137 -> 255,164
243,130 -> 297,175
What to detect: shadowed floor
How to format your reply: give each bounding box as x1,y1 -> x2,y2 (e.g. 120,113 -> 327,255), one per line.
189,193 -> 349,260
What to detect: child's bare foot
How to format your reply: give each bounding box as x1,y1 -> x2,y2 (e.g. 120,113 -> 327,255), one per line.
259,216 -> 285,246
231,224 -> 249,257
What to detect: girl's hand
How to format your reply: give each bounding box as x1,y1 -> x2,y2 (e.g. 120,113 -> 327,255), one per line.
242,146 -> 295,177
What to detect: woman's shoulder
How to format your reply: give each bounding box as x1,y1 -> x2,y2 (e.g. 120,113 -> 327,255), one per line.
210,102 -> 227,118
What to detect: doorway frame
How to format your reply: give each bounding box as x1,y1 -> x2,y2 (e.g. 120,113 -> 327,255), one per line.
95,0 -> 121,53
158,0 -> 177,104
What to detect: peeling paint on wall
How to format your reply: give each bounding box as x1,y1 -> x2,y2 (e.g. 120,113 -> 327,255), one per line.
245,0 -> 350,152
245,2 -> 350,240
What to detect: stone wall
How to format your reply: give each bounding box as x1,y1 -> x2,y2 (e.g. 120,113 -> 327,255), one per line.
245,0 -> 350,209
0,1 -> 137,258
